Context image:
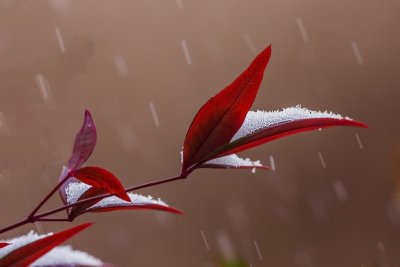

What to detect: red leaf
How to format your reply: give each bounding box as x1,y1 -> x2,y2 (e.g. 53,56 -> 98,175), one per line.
70,166 -> 130,203
85,204 -> 182,215
83,194 -> 182,215
0,242 -> 10,249
181,45 -> 272,173
67,110 -> 97,171
213,109 -> 368,159
0,223 -> 92,267
201,154 -> 269,170
67,186 -> 182,219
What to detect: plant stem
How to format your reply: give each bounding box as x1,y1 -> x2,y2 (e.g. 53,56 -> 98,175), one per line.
29,173 -> 70,218
0,218 -> 30,235
36,218 -> 71,222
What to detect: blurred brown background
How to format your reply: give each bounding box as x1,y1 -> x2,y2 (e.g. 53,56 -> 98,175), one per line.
1,0 -> 400,266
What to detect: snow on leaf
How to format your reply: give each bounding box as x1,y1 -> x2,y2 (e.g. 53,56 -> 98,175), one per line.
231,106 -> 346,141
65,182 -> 182,218
69,187 -> 108,219
212,106 -> 368,159
65,182 -> 92,204
201,154 -> 269,170
58,166 -> 78,207
31,245 -> 103,267
0,232 -> 52,259
0,223 -> 92,267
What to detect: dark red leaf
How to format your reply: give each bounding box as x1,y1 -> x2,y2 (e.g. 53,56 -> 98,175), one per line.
67,110 -> 97,171
181,45 -> 272,172
214,115 -> 368,159
0,242 -> 10,249
0,223 -> 92,267
83,199 -> 182,215
68,186 -> 182,219
70,166 -> 130,203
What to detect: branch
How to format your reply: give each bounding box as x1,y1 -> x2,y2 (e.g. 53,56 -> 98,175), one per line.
0,165 -> 198,235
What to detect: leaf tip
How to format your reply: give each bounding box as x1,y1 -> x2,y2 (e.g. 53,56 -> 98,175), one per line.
167,207 -> 184,215
344,119 -> 370,130
84,109 -> 95,125
118,192 -> 131,203
259,165 -> 271,171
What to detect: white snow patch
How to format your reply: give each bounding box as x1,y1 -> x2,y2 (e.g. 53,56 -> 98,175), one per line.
232,106 -> 347,141
65,181 -> 91,204
205,154 -> 262,168
0,233 -> 102,266
92,192 -> 168,209
32,245 -> 102,266
0,231 -> 52,259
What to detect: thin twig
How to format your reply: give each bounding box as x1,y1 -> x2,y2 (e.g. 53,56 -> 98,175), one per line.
0,218 -> 30,235
29,173 -> 70,218
36,218 -> 71,222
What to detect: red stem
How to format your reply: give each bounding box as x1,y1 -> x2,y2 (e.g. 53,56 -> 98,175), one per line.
0,218 -> 30,235
37,218 -> 71,222
29,175 -> 70,218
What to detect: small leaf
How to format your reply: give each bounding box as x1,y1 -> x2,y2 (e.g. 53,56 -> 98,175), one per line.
182,45 -> 272,172
65,182 -> 182,219
0,223 -> 92,267
67,110 -> 97,171
70,166 -> 131,203
201,154 -> 269,170
213,107 -> 368,158
0,243 -> 10,249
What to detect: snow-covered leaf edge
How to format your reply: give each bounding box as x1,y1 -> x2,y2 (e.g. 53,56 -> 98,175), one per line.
201,154 -> 269,170
65,182 -> 182,219
207,106 -> 368,160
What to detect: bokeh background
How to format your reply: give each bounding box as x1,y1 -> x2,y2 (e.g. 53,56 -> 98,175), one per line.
1,0 -> 400,266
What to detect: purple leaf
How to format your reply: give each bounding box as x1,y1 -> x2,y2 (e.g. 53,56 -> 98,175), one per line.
67,110 -> 97,171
